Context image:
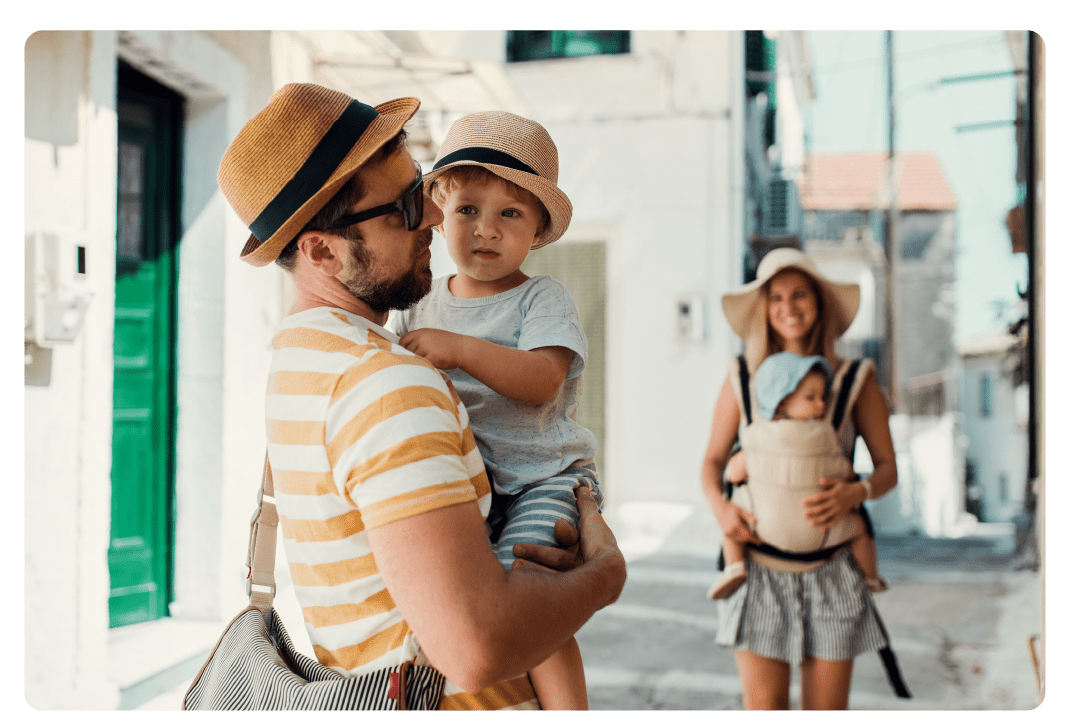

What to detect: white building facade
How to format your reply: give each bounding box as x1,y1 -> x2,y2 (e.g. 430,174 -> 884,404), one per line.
25,30 -> 284,709
958,334 -> 1029,524
24,30 -> 813,708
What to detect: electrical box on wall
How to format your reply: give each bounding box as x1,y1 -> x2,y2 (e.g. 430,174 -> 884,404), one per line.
25,230 -> 93,347
676,295 -> 706,343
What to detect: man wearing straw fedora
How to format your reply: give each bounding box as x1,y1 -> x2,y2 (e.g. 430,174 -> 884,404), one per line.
217,83 -> 626,710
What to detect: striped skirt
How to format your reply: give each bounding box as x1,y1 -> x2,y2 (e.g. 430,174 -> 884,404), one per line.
715,549 -> 888,664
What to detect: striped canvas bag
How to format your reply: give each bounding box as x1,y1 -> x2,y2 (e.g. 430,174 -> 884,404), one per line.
183,456 -> 445,710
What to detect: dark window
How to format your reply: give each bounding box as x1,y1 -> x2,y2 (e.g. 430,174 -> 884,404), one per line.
506,31 -> 630,63
980,374 -> 993,417
901,227 -> 936,259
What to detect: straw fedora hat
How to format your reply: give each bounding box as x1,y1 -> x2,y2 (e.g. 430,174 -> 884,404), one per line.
218,83 -> 420,267
721,247 -> 860,342
425,111 -> 572,248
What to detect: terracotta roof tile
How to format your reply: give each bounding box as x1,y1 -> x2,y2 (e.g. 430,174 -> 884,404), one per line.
800,152 -> 957,211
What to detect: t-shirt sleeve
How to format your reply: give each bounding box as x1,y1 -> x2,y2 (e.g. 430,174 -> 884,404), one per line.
325,351 -> 485,530
516,277 -> 589,379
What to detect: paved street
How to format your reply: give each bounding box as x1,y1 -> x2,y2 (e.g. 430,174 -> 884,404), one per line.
577,509 -> 1043,711
135,506 -> 1044,712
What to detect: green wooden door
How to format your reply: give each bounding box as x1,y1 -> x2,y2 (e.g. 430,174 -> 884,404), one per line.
108,65 -> 181,628
522,242 -> 608,489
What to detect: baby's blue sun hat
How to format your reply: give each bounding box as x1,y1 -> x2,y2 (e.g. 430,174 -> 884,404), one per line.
754,352 -> 833,420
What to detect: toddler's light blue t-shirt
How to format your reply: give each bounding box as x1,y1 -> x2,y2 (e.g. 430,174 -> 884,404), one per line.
393,274 -> 597,494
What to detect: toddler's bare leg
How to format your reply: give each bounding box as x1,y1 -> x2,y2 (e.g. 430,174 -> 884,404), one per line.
722,536 -> 746,565
529,636 -> 588,710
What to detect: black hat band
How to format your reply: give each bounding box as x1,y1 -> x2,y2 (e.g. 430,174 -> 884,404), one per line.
433,147 -> 539,176
249,99 -> 379,242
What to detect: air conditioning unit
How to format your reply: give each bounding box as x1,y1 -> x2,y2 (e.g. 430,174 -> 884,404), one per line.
762,176 -> 802,238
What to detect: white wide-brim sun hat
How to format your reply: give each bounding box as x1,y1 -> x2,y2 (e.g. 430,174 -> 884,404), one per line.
721,247 -> 861,343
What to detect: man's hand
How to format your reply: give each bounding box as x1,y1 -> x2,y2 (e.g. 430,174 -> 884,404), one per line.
399,328 -> 470,370
514,487 -> 626,606
512,520 -> 581,572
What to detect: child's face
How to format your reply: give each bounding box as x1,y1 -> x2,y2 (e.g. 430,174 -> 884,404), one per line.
439,175 -> 543,287
778,370 -> 827,420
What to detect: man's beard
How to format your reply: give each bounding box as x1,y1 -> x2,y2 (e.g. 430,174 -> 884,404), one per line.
342,230 -> 434,313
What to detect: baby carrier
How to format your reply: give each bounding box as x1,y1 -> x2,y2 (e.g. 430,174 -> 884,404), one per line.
729,355 -> 871,561
724,355 -> 911,699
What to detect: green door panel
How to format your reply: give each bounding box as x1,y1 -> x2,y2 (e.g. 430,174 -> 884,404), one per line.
108,66 -> 181,628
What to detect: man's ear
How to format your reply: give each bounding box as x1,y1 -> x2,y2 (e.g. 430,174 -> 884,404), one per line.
296,231 -> 345,276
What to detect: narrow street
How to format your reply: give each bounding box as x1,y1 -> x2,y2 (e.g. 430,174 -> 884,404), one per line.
134,512 -> 1042,712
577,515 -> 1042,711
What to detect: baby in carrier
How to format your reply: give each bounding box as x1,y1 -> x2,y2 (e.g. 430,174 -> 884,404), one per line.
708,351 -> 888,600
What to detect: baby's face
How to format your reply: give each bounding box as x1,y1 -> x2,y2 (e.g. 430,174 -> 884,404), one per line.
779,370 -> 827,420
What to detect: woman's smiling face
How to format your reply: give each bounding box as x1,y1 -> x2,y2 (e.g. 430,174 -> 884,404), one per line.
766,269 -> 819,349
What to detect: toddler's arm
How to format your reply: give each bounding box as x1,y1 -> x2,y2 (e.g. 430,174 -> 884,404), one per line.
400,328 -> 571,406
725,449 -> 747,484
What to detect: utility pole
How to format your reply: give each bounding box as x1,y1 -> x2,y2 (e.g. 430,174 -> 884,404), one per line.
884,30 -> 898,411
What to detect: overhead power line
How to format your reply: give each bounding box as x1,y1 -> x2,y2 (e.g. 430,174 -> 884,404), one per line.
813,33 -> 1005,76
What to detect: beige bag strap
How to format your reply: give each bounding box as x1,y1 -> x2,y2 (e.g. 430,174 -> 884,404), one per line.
247,453 -> 278,614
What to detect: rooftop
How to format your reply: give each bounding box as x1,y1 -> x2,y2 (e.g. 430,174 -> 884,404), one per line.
800,152 -> 958,212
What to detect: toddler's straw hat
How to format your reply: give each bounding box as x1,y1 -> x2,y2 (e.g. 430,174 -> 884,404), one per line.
425,111 -> 572,248
218,83 -> 420,266
721,247 -> 861,343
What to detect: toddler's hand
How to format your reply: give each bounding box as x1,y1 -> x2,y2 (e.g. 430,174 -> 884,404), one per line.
399,328 -> 468,370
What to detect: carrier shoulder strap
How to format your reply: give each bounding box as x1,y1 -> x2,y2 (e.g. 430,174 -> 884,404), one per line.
830,358 -> 871,431
736,355 -> 753,426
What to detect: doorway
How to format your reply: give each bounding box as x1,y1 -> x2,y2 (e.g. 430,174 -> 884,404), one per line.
108,63 -> 182,628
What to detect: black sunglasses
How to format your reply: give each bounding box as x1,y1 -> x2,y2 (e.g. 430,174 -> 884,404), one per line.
327,162 -> 424,232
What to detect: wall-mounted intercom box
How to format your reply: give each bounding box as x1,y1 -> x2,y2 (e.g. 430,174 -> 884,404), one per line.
25,230 -> 93,347
676,294 -> 706,343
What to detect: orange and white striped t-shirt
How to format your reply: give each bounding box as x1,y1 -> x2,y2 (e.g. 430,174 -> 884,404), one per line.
266,306 -> 538,710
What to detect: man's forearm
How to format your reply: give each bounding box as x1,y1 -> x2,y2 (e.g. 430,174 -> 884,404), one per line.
473,548 -> 625,685
368,496 -> 624,692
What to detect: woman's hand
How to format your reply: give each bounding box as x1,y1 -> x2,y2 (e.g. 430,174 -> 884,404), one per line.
802,476 -> 865,531
717,500 -> 761,546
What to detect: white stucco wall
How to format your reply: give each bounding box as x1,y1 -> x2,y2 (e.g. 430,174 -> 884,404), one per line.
416,31 -> 746,508
24,29 -> 283,709
25,29 -> 121,710
960,356 -> 1028,523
